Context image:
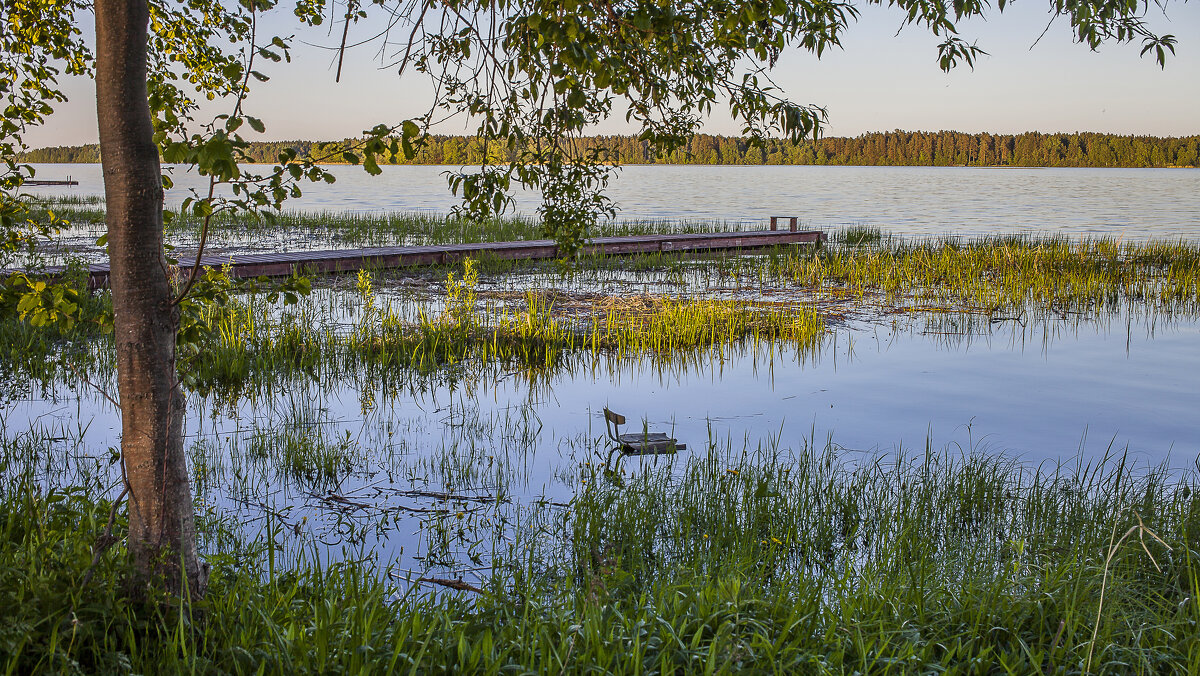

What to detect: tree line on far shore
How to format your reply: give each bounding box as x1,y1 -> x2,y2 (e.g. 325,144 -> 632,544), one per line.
22,130 -> 1200,168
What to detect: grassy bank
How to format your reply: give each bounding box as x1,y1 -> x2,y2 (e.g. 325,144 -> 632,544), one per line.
3,436 -> 1198,674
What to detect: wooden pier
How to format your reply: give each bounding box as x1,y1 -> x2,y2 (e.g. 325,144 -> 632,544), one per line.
23,178 -> 79,186
22,227 -> 825,290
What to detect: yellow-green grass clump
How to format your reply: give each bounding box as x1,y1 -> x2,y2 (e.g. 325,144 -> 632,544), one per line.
190,283 -> 825,388
775,236 -> 1200,314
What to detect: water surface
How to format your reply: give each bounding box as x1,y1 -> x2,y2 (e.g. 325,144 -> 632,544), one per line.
24,163 -> 1200,241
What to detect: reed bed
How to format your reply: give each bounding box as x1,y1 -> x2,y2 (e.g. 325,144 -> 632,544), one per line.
6,233 -> 1200,397
180,263 -> 826,391
766,235 -> 1200,315
192,291 -> 825,386
2,430 -> 1197,674
38,201 -> 753,256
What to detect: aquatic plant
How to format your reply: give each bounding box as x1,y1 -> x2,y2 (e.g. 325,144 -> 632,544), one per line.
2,430 -> 1198,673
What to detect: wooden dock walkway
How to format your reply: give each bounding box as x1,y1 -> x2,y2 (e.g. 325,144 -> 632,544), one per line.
23,228 -> 825,290
23,179 -> 79,186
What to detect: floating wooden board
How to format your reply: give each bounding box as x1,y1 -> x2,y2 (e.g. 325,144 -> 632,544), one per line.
17,229 -> 825,290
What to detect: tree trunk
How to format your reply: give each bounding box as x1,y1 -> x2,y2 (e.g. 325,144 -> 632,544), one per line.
95,0 -> 206,597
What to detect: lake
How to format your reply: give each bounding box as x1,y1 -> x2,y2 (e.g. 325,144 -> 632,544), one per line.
23,163 -> 1200,240
6,163 -> 1200,578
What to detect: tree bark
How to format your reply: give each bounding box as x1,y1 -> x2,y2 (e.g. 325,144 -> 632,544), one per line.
95,0 -> 206,597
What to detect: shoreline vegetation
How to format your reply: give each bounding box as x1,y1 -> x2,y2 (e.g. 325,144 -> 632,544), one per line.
7,220 -> 1200,391
19,130 -> 1200,168
4,437 -> 1198,674
4,222 -> 1200,673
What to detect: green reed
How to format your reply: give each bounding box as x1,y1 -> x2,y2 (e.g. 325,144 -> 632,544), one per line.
3,429 -> 1198,674
768,234 -> 1200,315
42,199 -> 752,251
6,232 -> 1200,397
183,264 -> 826,390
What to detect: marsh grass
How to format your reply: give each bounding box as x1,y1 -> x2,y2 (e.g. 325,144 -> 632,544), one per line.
771,234 -> 1200,315
27,201 -> 1200,322
3,430 -> 1199,674
39,203 -> 755,258
8,211 -> 1200,672
6,232 -> 1200,407
181,266 -> 827,391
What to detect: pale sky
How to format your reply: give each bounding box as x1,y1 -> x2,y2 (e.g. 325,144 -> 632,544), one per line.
26,0 -> 1200,149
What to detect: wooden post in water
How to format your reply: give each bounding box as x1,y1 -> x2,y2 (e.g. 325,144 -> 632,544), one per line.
770,216 -> 798,232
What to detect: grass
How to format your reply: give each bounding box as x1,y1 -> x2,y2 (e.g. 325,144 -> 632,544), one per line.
37,200 -> 757,257
7,230 -> 1200,396
5,225 -> 1200,672
22,201 -> 1200,325
175,262 -> 827,392
4,230 -> 1200,406
2,432 -> 1198,674
770,234 -> 1200,315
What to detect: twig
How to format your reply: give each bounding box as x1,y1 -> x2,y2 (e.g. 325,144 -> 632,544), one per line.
416,576 -> 485,593
335,0 -> 356,82
396,1 -> 430,77
78,486 -> 129,589
66,362 -> 120,409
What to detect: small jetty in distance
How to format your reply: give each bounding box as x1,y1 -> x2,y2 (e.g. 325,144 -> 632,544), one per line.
23,177 -> 79,186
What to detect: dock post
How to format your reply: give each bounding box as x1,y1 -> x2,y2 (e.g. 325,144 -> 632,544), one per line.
789,217 -> 798,232
769,216 -> 778,231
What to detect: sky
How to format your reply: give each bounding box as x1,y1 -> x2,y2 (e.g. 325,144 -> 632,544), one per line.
26,0 -> 1200,149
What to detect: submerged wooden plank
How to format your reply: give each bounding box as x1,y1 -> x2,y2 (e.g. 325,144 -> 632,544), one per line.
616,433 -> 686,454
15,229 -> 825,290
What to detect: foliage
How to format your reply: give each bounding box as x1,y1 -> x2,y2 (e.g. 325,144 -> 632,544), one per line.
1,0 -> 1190,270
0,0 -> 90,272
331,0 -> 1180,247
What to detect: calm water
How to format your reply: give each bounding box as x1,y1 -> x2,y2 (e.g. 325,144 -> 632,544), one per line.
24,163 -> 1200,240
9,162 -> 1200,574
7,310 -> 1198,572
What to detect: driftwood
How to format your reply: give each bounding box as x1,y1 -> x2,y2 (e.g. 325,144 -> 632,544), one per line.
416,576 -> 485,593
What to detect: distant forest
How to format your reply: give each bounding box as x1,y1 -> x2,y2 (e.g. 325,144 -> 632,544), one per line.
21,130 -> 1200,168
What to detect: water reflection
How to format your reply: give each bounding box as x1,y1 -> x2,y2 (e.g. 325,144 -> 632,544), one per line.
3,308 -> 1197,578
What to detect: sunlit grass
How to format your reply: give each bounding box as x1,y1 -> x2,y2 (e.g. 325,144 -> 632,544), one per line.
772,234 -> 1200,314
3,430 -> 1198,673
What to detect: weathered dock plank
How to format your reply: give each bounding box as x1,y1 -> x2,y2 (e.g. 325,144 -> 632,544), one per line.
22,179 -> 80,186
15,229 -> 824,290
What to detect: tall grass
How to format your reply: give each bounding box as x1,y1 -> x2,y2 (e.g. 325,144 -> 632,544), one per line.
40,202 -> 755,256
770,234 -> 1200,314
3,432 -> 1198,673
182,265 -> 826,391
